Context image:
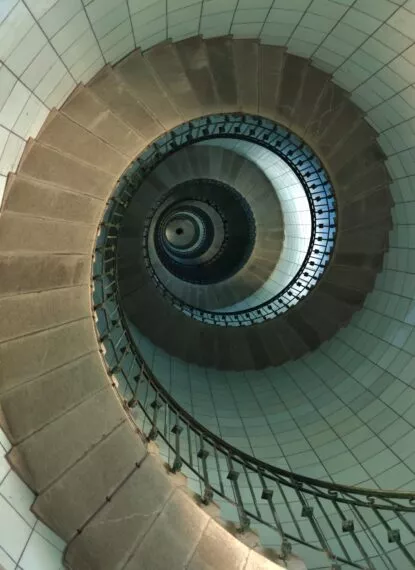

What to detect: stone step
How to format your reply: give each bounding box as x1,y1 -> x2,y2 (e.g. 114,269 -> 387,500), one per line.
233,39 -> 259,115
116,48 -> 182,130
0,253 -> 90,297
88,66 -> 164,142
258,45 -> 286,120
144,41 -> 201,121
37,110 -> 128,176
2,174 -> 103,224
175,35 -> 220,115
305,81 -> 348,146
0,285 -> 90,344
1,352 -> 106,445
291,64 -> 329,137
0,211 -> 93,254
33,421 -> 146,542
0,318 -> 97,396
205,36 -> 238,113
276,54 -> 309,128
7,386 -> 125,493
61,85 -> 144,159
64,453 -> 175,570
18,140 -> 114,200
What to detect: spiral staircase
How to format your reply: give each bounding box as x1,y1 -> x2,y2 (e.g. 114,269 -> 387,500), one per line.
0,10 -> 415,570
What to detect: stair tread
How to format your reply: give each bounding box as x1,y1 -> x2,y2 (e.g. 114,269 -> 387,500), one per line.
33,421 -> 146,542
116,48 -> 182,130
62,86 -> 144,158
88,66 -> 164,142
7,386 -> 125,492
144,42 -> 201,120
37,111 -> 127,176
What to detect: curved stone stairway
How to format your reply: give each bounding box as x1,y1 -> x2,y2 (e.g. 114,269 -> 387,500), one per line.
119,144 -> 284,312
0,36 -> 394,569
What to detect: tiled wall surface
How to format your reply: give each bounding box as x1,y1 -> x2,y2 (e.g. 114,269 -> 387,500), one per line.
0,429 -> 65,570
2,0 -> 415,563
1,0 -> 415,205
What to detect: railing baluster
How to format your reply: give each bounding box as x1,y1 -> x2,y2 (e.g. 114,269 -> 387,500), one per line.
148,397 -> 162,441
226,454 -> 250,533
197,437 -> 213,505
171,415 -> 183,473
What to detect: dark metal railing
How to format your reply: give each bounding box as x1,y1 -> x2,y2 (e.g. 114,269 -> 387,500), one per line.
111,113 -> 337,326
92,230 -> 415,569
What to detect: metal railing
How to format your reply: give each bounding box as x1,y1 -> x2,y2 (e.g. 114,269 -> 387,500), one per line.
92,236 -> 415,570
111,113 -> 337,326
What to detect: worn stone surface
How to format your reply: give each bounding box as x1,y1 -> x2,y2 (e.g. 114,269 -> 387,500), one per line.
7,387 -> 125,492
259,45 -> 285,119
0,286 -> 90,343
145,41 -> 201,120
33,422 -> 146,541
233,39 -> 259,115
38,111 -> 127,175
205,36 -> 237,111
0,254 -> 90,296
89,66 -> 164,141
176,36 -> 220,114
124,490 -> 209,570
187,519 -> 250,570
0,318 -> 97,394
2,175 -> 103,224
0,212 -> 94,254
65,454 -> 174,570
117,49 -> 182,129
19,141 -> 114,200
62,86 -> 144,158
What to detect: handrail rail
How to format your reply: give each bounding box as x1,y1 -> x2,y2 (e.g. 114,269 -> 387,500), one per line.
92,114 -> 415,570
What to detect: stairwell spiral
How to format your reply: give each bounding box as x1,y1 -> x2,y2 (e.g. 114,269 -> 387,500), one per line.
0,26 -> 412,570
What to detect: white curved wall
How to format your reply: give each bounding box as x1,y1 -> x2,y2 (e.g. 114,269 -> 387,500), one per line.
0,428 -> 65,569
2,0 -> 415,564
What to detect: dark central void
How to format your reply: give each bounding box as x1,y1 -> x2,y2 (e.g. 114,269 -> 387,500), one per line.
150,179 -> 256,285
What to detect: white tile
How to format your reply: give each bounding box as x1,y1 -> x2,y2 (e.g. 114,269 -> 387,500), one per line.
51,10 -> 90,54
0,0 -> 18,25
13,95 -> 49,139
0,430 -> 11,453
0,65 -> 16,112
0,470 -> 36,527
0,546 -> 15,570
0,453 -> 10,485
24,0 -> 59,19
19,531 -> 63,570
34,521 -> 65,553
0,81 -> 31,131
0,495 -> 32,561
388,6 -> 415,40
21,44 -> 58,91
40,0 -> 83,37
5,24 -> 47,76
34,59 -> 68,101
0,2 -> 34,61
0,131 -> 25,175
45,73 -> 75,108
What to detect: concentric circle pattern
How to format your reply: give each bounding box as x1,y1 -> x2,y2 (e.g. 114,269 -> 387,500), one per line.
114,114 -> 336,326
149,179 -> 257,286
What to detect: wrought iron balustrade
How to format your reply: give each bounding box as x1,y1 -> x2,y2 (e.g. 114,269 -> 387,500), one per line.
92,240 -> 415,570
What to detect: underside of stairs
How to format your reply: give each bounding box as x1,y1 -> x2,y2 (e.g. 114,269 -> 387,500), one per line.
0,35 -> 393,570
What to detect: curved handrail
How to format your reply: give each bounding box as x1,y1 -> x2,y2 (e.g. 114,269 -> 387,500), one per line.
93,223 -> 415,570
92,114 -> 414,570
